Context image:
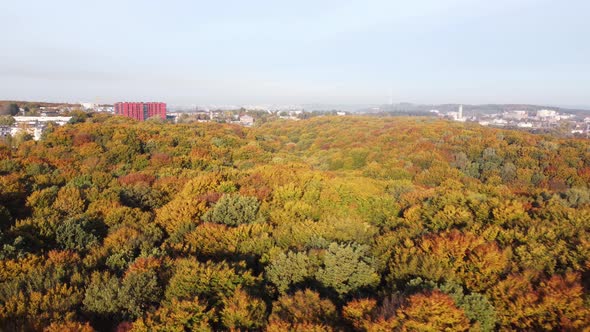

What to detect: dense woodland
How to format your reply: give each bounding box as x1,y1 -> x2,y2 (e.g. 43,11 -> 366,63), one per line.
1,114 -> 589,331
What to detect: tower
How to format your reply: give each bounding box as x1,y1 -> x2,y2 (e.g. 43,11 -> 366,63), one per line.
458,105 -> 463,120
389,88 -> 393,107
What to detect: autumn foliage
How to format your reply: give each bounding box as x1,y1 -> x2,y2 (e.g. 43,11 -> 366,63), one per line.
0,114 -> 589,330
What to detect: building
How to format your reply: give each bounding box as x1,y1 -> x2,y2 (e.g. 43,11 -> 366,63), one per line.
452,105 -> 466,122
536,109 -> 557,118
504,110 -> 528,120
81,102 -> 97,110
239,114 -> 254,126
13,116 -> 72,126
0,126 -> 11,137
491,119 -> 508,126
10,116 -> 72,140
114,102 -> 166,121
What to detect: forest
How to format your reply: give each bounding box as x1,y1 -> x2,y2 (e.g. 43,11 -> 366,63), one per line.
0,114 -> 589,331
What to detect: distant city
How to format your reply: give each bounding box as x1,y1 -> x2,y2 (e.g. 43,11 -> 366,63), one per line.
431,105 -> 589,134
2,100 -> 590,141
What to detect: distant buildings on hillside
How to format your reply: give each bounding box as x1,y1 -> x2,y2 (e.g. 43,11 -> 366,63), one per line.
446,105 -> 466,122
239,115 -> 255,126
0,116 -> 72,141
438,105 -> 587,135
168,110 -> 256,127
114,102 -> 166,121
80,103 -> 113,113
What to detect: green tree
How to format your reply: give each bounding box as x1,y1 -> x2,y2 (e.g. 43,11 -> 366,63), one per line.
6,103 -> 19,116
120,269 -> 162,318
203,194 -> 260,226
407,279 -> 497,332
0,116 -> 15,126
83,271 -> 123,318
119,184 -> 166,211
266,251 -> 312,293
563,187 -> 590,207
165,258 -> 257,307
55,215 -> 104,251
315,242 -> 380,297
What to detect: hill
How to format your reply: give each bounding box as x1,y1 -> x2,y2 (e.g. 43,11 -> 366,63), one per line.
0,114 -> 589,331
0,100 -> 81,108
0,100 -> 82,115
359,102 -> 590,115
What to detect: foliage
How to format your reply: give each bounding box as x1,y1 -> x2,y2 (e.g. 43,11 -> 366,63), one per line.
203,193 -> 260,226
315,242 -> 380,297
165,258 -> 257,307
2,103 -> 20,116
55,215 -> 104,251
82,271 -> 123,318
395,290 -> 471,331
266,250 -> 312,293
119,268 -> 163,318
0,115 -> 589,330
0,115 -> 15,126
131,296 -> 212,331
219,287 -> 266,330
406,278 -> 497,331
268,289 -> 337,329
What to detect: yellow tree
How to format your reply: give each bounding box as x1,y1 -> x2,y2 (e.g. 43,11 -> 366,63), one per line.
396,291 -> 470,331
220,287 -> 267,331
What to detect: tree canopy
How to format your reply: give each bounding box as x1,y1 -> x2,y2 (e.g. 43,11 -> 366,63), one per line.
0,113 -> 589,330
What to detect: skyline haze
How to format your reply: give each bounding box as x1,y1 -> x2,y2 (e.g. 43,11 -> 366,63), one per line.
1,0 -> 589,107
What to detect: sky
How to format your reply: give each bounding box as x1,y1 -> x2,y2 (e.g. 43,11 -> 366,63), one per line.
1,0 -> 589,107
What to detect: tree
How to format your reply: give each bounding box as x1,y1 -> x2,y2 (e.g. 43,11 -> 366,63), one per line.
405,279 -> 497,332
55,215 -> 104,251
119,268 -> 162,318
53,186 -> 86,216
119,184 -> 166,211
387,231 -> 510,293
563,187 -> 590,207
203,194 -> 260,226
396,291 -> 471,331
154,173 -> 222,236
0,283 -> 83,331
165,258 -> 257,307
3,109 -> 590,331
13,130 -> 33,147
6,103 -> 19,116
83,271 -> 123,318
268,289 -> 337,329
0,116 -> 15,126
490,272 -> 590,330
315,242 -> 380,297
220,287 -> 267,330
342,298 -> 399,331
266,251 -> 312,293
131,297 -> 212,331
68,110 -> 88,124
27,186 -> 59,217
44,320 -> 95,332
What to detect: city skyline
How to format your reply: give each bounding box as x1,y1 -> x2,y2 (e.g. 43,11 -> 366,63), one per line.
1,0 -> 589,107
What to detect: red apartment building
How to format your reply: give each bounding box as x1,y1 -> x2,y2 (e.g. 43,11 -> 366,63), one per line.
114,102 -> 166,121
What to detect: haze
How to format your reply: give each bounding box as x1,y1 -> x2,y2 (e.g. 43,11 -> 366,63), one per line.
1,0 -> 589,107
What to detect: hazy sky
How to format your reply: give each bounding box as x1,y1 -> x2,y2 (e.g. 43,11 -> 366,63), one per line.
1,0 -> 589,106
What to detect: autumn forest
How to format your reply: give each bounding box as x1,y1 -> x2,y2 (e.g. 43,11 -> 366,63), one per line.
1,114 -> 589,331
